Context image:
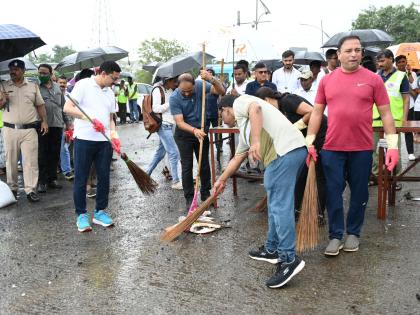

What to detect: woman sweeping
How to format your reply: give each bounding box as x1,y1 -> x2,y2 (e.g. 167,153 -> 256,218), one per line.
255,87 -> 328,223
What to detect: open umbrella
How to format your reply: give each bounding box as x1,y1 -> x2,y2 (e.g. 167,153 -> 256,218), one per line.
363,46 -> 382,58
153,51 -> 215,80
321,29 -> 393,48
55,46 -> 128,73
387,43 -> 420,69
0,57 -> 37,74
259,59 -> 283,72
294,51 -> 325,65
142,61 -> 162,73
0,24 -> 46,62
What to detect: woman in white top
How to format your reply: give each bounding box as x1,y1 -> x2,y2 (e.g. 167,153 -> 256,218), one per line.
145,77 -> 182,190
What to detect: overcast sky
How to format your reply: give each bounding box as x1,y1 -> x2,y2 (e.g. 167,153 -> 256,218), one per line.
2,0 -> 415,62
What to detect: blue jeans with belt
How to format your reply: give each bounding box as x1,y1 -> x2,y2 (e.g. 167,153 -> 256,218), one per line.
321,150 -> 372,240
264,147 -> 306,263
73,138 -> 112,215
146,123 -> 180,183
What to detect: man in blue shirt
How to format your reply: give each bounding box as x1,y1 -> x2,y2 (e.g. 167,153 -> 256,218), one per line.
245,62 -> 277,96
170,72 -> 225,209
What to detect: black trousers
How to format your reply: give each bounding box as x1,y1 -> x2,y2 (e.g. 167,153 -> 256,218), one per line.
294,153 -> 326,217
38,127 -> 63,184
405,108 -> 420,154
174,127 -> 211,202
118,102 -> 127,124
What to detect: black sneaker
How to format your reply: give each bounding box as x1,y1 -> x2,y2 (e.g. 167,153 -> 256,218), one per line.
249,245 -> 279,264
266,256 -> 305,289
27,192 -> 40,202
47,180 -> 63,189
38,183 -> 47,193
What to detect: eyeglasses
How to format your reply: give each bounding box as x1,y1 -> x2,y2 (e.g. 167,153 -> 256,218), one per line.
109,74 -> 119,81
257,70 -> 268,74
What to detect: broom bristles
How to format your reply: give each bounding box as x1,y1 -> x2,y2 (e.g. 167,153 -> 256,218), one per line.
296,159 -> 320,252
160,195 -> 217,242
121,153 -> 158,195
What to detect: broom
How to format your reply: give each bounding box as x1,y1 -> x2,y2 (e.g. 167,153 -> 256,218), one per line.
66,94 -> 157,195
296,157 -> 319,252
187,43 -> 207,215
161,195 -> 218,242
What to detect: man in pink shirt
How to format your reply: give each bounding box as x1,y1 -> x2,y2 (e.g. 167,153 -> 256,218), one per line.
306,35 -> 399,256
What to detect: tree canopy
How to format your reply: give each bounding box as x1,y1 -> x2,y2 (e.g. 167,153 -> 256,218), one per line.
137,38 -> 187,65
352,3 -> 420,43
28,45 -> 76,64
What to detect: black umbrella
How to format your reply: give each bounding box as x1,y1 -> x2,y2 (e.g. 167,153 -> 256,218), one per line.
142,61 -> 162,73
321,29 -> 393,48
0,24 -> 46,62
259,59 -> 283,72
294,51 -> 325,65
55,46 -> 128,73
0,57 -> 37,74
363,46 -> 382,58
154,51 -> 215,80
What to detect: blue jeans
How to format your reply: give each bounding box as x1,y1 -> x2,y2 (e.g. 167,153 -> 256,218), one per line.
129,99 -> 139,122
264,147 -> 306,263
73,139 -> 112,215
321,150 -> 372,240
146,124 -> 180,183
60,132 -> 72,174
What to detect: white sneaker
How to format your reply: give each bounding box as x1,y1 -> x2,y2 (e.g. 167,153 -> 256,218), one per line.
408,154 -> 416,161
171,181 -> 183,190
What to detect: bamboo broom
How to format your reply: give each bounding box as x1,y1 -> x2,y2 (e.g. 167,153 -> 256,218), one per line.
66,94 -> 157,194
296,158 -> 319,252
161,195 -> 218,242
187,43 -> 207,215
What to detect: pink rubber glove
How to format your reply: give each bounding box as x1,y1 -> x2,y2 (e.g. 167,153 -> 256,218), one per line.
91,118 -> 105,133
111,138 -> 121,155
64,129 -> 74,142
385,148 -> 399,171
306,146 -> 318,167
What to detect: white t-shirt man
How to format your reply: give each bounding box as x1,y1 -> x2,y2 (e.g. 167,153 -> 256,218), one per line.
226,79 -> 252,95
271,67 -> 301,93
233,94 -> 305,158
70,77 -> 116,141
295,85 -> 317,105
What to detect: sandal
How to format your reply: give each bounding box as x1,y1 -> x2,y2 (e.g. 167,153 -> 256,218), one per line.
162,166 -> 172,181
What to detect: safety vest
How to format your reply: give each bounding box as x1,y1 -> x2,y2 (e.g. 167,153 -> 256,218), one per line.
127,83 -> 138,100
373,70 -> 405,120
116,86 -> 128,104
0,110 -> 3,128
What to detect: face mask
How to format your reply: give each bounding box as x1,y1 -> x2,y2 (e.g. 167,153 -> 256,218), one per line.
38,74 -> 51,84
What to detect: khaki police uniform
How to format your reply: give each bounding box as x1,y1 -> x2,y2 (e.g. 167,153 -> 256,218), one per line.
2,79 -> 45,194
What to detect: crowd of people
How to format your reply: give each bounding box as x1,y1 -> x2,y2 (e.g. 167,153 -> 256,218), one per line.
1,34 -> 420,289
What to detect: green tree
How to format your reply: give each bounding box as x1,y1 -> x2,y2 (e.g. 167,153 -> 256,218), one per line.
352,3 -> 420,43
137,38 -> 187,64
36,53 -> 53,64
135,69 -> 153,84
51,45 -> 76,63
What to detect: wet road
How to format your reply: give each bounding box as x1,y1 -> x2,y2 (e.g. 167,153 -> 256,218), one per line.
1,123 -> 420,314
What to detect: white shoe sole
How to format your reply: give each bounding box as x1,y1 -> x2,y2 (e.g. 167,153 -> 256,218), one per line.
268,260 -> 305,288
324,244 -> 344,256
249,255 -> 279,264
343,246 -> 359,252
92,218 -> 114,227
77,226 -> 92,232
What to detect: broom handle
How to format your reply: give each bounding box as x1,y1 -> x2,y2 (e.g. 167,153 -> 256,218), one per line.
66,93 -> 113,144
193,43 -> 207,191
